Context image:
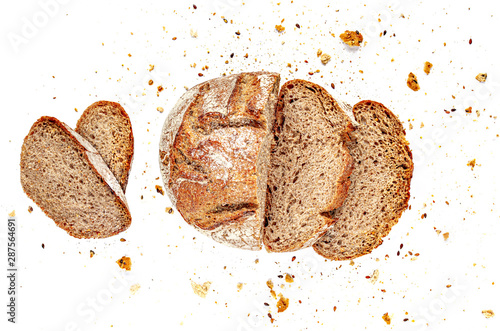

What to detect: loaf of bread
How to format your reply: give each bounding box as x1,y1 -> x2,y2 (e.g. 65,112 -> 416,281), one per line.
159,72 -> 280,250
313,101 -> 413,260
76,101 -> 134,192
263,80 -> 354,252
20,116 -> 131,238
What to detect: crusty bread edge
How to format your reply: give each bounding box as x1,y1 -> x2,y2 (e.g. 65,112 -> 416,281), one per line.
20,116 -> 132,239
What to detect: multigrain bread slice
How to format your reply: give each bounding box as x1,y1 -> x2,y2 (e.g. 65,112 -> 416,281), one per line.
263,80 -> 354,252
159,72 -> 280,250
313,100 -> 413,260
76,101 -> 134,192
20,116 -> 131,238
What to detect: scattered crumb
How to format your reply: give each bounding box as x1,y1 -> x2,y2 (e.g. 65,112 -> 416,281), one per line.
191,281 -> 211,298
420,122 -> 424,128
8,210 -> 15,217
148,64 -> 155,72
130,283 -> 141,295
476,73 -> 487,82
276,294 -> 290,313
465,107 -> 472,113
285,274 -> 294,283
467,159 -> 476,170
424,61 -> 433,75
382,312 -> 391,325
116,256 -> 132,271
436,229 -> 442,235
349,260 -> 355,266
266,279 -> 277,299
41,243 -> 45,249
157,107 -> 164,113
190,29 -> 198,38
120,238 -> 126,242
148,79 -> 154,86
165,207 -> 174,214
90,250 -> 95,258
275,25 -> 285,33
155,185 -> 165,195
407,72 -> 420,91
317,49 -> 322,57
254,259 -> 259,264
340,30 -> 363,46
28,206 -> 33,213
320,53 -> 331,65
370,269 -> 379,284
237,283 -> 243,291
482,310 -> 495,318
442,232 -> 450,241
268,312 -> 275,323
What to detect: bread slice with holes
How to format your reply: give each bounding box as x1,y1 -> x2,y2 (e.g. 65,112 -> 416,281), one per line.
20,116 -> 131,238
262,79 -> 354,252
313,100 -> 413,260
159,72 -> 280,250
76,101 -> 134,192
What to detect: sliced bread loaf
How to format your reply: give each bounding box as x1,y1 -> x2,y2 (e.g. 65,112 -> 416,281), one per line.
159,72 -> 280,250
313,100 -> 413,260
76,101 -> 134,192
20,116 -> 131,238
263,80 -> 354,252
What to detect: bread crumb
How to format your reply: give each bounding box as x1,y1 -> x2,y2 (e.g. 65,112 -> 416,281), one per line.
157,107 -> 164,113
465,107 -> 472,113
255,259 -> 259,264
90,250 -> 95,258
370,269 -> 379,284
340,30 -> 363,46
117,256 -> 132,271
8,210 -> 15,217
382,313 -> 391,324
482,310 -> 495,318
130,283 -> 141,295
349,260 -> 355,266
320,53 -> 331,65
237,283 -> 243,291
191,280 -> 211,298
148,79 -> 154,86
285,274 -> 294,283
476,73 -> 487,82
275,25 -> 285,33
467,159 -> 476,170
28,206 -> 33,213
148,64 -> 155,72
277,294 -> 289,313
420,122 -> 424,128
407,72 -> 420,91
409,123 -> 414,130
442,232 -> 450,241
120,238 -> 126,242
266,279 -> 277,299
155,185 -> 165,195
165,207 -> 174,214
317,49 -> 322,57
424,61 -> 433,75
190,29 -> 198,38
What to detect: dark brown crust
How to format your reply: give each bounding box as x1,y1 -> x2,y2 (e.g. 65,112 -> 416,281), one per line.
20,116 -> 131,239
75,101 -> 134,192
313,100 -> 413,260
263,79 -> 354,252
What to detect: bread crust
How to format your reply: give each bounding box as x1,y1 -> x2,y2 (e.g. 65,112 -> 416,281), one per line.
313,100 -> 414,260
159,72 -> 280,250
263,79 -> 354,252
75,101 -> 134,192
20,116 -> 131,238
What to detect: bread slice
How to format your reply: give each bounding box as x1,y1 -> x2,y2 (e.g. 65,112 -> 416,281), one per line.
76,101 -> 134,192
159,72 -> 280,250
313,100 -> 413,260
263,79 -> 354,252
20,116 -> 131,238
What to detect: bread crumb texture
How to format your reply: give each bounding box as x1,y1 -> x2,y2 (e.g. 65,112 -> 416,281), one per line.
267,279 -> 277,299
482,310 -> 495,318
237,283 -> 243,291
382,312 -> 391,325
370,269 -> 379,284
275,25 -> 285,33
442,232 -> 450,241
407,72 -> 420,91
90,250 -> 95,258
8,210 -> 15,217
191,281 -> 211,298
320,53 -> 331,64
130,283 -> 141,295
467,159 -> 476,170
276,294 -> 290,313
285,274 -> 294,283
476,73 -> 487,82
424,61 -> 433,74
117,256 -> 132,271
340,30 -> 363,46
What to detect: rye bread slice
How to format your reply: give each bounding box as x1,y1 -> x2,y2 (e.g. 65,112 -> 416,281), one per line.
313,100 -> 413,260
263,79 -> 354,252
159,72 -> 280,250
76,101 -> 134,192
20,116 -> 131,239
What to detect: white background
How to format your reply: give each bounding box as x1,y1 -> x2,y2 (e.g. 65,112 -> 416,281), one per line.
1,0 -> 499,330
